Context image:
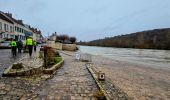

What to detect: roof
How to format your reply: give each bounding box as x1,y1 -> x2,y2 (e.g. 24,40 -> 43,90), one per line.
0,11 -> 24,26
0,12 -> 14,24
7,16 -> 24,26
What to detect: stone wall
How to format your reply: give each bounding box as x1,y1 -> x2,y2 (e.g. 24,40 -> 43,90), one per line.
55,42 -> 62,50
47,41 -> 77,51
47,41 -> 62,50
62,44 -> 77,51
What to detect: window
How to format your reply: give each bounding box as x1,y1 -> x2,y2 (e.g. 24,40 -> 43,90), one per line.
10,26 -> 13,33
17,27 -> 19,32
4,24 -> 8,32
22,29 -> 24,33
0,22 -> 2,30
15,26 -> 17,31
6,34 -> 9,38
19,28 -> 21,32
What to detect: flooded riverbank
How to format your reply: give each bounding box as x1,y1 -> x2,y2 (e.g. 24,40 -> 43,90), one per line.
78,45 -> 170,70
78,45 -> 170,99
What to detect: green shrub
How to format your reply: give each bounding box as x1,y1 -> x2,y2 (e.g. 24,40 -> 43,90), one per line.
55,57 -> 62,63
12,63 -> 23,69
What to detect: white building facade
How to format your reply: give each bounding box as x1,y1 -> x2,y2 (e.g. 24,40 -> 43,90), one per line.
0,12 -> 15,42
0,11 -> 43,43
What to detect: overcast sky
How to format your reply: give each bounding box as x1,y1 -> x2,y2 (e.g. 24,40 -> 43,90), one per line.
0,0 -> 170,41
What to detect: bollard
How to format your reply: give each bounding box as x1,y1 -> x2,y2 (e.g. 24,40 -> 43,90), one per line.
75,53 -> 80,61
98,71 -> 105,81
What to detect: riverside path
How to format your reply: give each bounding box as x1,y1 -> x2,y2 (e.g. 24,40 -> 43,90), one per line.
33,51 -> 99,99
0,50 -> 99,99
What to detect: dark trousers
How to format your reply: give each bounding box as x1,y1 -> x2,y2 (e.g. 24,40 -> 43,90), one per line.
11,46 -> 17,56
34,46 -> 36,52
18,47 -> 22,53
28,45 -> 33,56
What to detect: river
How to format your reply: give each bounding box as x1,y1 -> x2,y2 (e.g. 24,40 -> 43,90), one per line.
78,45 -> 170,70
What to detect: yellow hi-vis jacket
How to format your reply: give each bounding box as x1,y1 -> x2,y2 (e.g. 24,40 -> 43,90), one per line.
34,41 -> 37,46
11,41 -> 17,47
26,38 -> 33,45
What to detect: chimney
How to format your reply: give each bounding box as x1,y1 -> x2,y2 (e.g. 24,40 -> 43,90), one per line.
5,12 -> 12,17
17,20 -> 23,24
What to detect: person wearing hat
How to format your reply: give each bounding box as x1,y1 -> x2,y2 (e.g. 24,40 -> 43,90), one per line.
26,36 -> 33,57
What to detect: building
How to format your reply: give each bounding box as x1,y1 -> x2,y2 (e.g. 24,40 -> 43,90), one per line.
3,12 -> 32,43
0,11 -> 43,44
49,32 -> 57,41
30,27 -> 43,42
0,11 -> 15,42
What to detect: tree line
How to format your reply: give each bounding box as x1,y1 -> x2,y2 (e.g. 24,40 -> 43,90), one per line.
77,28 -> 170,50
56,34 -> 76,43
50,33 -> 76,44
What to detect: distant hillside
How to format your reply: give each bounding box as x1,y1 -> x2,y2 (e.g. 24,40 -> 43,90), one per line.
78,28 -> 170,50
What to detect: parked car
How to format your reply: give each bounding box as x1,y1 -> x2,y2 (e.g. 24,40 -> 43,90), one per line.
0,41 -> 11,49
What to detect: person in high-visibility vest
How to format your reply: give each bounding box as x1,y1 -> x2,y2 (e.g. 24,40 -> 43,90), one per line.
33,40 -> 37,52
26,36 -> 33,57
10,39 -> 17,57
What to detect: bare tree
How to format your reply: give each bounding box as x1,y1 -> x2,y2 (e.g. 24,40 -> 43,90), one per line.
69,37 -> 77,43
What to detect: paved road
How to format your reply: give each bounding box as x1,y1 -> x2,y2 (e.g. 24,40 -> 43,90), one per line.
0,49 -> 24,75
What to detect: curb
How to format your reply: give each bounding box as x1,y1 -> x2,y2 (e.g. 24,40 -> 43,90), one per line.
86,63 -> 110,100
2,54 -> 26,77
2,54 -> 44,77
86,63 -> 129,100
43,59 -> 64,74
2,65 -> 43,77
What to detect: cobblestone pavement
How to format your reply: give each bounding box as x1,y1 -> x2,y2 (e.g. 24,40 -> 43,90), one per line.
0,49 -> 25,76
0,51 -> 98,99
18,48 -> 43,70
0,48 -> 49,99
33,52 -> 98,100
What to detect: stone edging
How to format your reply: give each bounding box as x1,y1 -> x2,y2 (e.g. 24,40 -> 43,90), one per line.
86,63 -> 110,100
86,63 -> 129,100
43,59 -> 64,74
3,54 -> 43,77
3,59 -> 64,76
3,65 -> 43,77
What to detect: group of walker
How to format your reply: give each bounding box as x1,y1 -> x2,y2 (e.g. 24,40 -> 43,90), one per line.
10,36 -> 37,57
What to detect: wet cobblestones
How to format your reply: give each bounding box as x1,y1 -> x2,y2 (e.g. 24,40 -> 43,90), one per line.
33,52 -> 98,99
0,51 -> 98,99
